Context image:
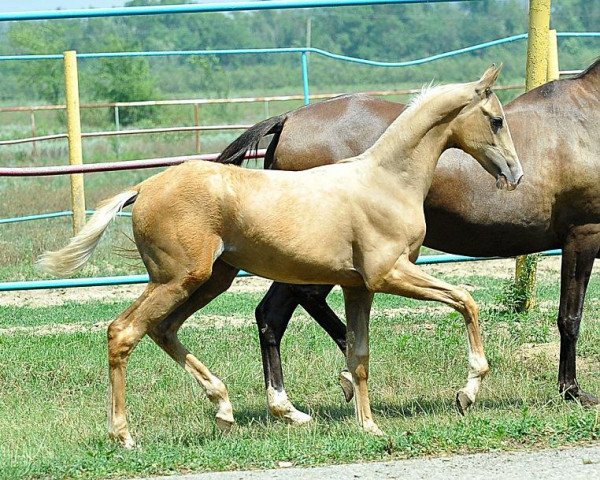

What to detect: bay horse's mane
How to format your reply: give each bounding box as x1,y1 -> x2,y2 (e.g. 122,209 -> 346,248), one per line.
574,56 -> 600,80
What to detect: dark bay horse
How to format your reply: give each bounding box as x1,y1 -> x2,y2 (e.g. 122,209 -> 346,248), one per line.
216,57 -> 600,422
40,68 -> 521,444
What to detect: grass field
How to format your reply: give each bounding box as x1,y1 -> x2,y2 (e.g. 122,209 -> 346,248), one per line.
1,80 -> 598,479
1,258 -> 600,479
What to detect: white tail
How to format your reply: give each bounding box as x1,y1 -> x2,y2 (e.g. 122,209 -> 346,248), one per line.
37,190 -> 138,277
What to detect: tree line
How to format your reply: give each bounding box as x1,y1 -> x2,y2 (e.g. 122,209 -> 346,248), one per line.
0,0 -> 596,123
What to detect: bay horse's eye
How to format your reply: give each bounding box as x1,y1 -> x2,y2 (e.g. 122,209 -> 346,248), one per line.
490,116 -> 503,133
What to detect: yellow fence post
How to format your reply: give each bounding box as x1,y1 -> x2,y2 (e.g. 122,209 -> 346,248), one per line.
514,0 -> 552,311
194,103 -> 201,154
64,50 -> 86,235
547,29 -> 559,82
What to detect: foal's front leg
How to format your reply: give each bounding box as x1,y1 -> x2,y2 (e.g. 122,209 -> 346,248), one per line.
373,259 -> 489,413
342,286 -> 382,435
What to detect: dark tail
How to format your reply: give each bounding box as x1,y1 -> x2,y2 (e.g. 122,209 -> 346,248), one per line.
216,114 -> 286,169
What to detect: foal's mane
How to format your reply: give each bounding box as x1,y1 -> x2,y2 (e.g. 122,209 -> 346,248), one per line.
405,82 -> 465,113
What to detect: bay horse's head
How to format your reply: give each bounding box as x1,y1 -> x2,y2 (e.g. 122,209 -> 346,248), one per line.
448,65 -> 523,190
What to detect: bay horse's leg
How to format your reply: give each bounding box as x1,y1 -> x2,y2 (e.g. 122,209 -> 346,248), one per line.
148,260 -> 239,430
372,259 -> 489,414
342,286 -> 381,435
292,285 -> 353,401
256,283 -> 340,424
108,278 -> 205,448
558,226 -> 600,405
256,282 -> 310,424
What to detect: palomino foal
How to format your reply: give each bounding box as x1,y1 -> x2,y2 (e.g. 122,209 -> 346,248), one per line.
39,66 -> 522,446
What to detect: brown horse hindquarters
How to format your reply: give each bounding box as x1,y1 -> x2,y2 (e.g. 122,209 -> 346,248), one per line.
271,94 -> 404,170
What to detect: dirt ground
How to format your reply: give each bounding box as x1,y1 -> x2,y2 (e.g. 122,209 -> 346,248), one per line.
0,256 -> 567,308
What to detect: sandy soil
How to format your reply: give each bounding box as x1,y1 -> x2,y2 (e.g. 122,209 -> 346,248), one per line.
0,256 -> 567,309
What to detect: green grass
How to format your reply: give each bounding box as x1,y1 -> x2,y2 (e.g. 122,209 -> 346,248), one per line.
1,268 -> 600,479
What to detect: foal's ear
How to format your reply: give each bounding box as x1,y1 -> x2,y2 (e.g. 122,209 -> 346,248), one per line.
476,63 -> 503,96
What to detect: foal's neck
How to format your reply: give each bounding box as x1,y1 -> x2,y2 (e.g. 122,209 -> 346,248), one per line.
364,85 -> 471,197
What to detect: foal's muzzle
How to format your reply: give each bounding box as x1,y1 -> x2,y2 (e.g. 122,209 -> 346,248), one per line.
496,172 -> 522,191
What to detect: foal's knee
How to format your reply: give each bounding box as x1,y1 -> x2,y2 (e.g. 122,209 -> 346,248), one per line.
348,355 -> 370,381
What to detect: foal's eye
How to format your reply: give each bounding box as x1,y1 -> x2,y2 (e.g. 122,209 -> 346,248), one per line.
490,116 -> 503,133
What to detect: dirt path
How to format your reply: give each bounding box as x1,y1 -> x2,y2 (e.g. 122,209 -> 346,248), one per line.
139,443 -> 600,480
0,256 -> 567,308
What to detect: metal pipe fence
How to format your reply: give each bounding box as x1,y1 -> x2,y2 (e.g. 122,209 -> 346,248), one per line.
0,150 -> 266,176
0,0 -> 483,22
1,0 -> 597,292
0,250 -> 562,292
0,85 -> 525,147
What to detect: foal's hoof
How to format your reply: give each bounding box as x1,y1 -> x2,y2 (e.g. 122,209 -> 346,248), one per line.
110,432 -> 136,449
362,420 -> 384,436
215,413 -> 235,433
456,390 -> 475,416
339,370 -> 354,403
121,436 -> 137,450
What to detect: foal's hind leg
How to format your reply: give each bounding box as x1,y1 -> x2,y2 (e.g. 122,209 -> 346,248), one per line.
148,260 -> 239,431
372,259 -> 489,414
108,239 -> 223,448
108,277 -> 205,448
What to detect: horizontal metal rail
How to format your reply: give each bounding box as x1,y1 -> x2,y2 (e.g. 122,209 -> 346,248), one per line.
0,150 -> 265,176
0,37 -> 534,64
0,1 -> 482,22
0,125 -> 252,146
0,210 -> 131,225
0,33 -> 597,66
0,250 -> 562,292
0,89 -> 429,113
0,84 -> 525,114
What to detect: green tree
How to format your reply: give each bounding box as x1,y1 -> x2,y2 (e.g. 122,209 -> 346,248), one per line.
8,20 -> 86,103
90,36 -> 158,125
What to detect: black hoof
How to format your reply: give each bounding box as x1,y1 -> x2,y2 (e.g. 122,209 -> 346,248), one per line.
455,391 -> 473,416
563,388 -> 600,407
339,370 -> 354,403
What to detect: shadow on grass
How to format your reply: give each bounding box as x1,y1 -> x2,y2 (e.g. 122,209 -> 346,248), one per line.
231,395 -> 529,427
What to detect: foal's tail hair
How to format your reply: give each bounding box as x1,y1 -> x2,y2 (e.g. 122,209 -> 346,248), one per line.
216,114 -> 286,169
37,189 -> 139,277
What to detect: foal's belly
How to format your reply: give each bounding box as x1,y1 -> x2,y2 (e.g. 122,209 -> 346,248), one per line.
220,249 -> 365,287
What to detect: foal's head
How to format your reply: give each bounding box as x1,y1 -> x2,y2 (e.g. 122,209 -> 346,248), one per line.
448,65 -> 523,190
